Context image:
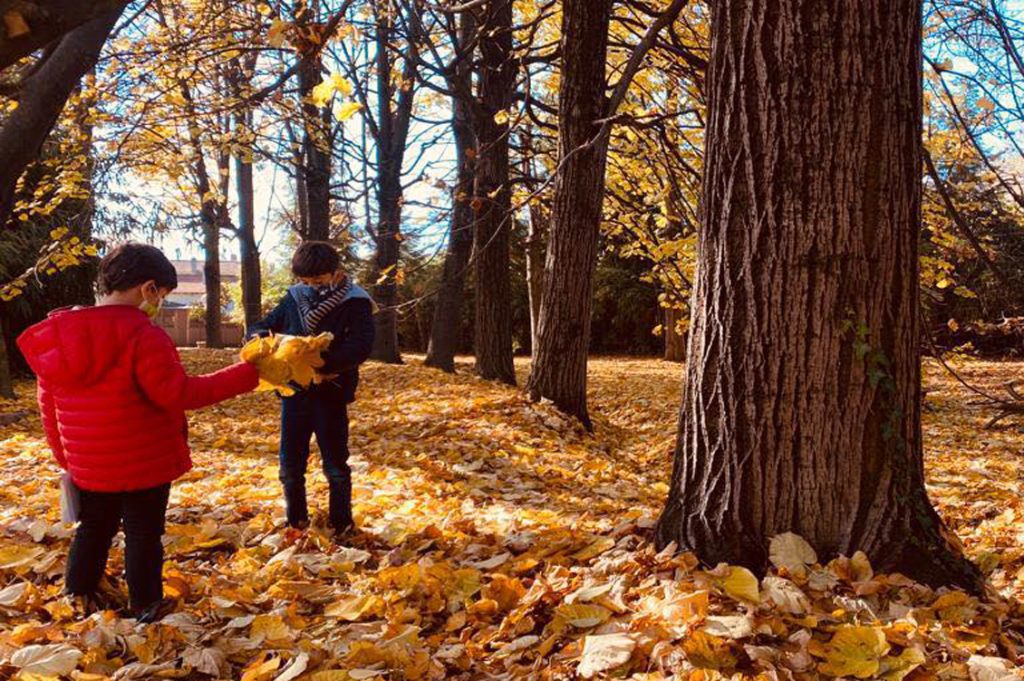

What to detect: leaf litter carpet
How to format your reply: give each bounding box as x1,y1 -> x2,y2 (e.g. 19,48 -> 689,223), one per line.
0,352 -> 1022,680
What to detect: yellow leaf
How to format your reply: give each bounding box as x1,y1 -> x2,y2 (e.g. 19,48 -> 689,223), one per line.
335,101 -> 362,121
879,647 -> 926,681
818,625 -> 890,678
554,603 -> 612,628
0,545 -> 44,569
682,630 -> 737,669
306,672 -> 351,681
572,536 -> 615,562
241,654 -> 281,681
324,594 -> 382,622
311,79 -> 336,107
3,11 -> 30,38
331,73 -> 354,96
719,566 -> 760,603
494,110 -> 511,126
250,615 -> 292,643
267,20 -> 289,48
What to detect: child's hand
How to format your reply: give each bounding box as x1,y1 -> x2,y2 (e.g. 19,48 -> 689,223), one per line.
242,333 -> 334,394
240,335 -> 276,364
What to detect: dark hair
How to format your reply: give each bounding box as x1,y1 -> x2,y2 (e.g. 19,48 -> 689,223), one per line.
291,241 -> 340,277
97,243 -> 177,295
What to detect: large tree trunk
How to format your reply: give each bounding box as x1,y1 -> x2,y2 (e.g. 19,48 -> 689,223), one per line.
526,0 -> 613,428
425,13 -> 477,374
472,0 -> 516,385
0,9 -> 122,227
655,0 -> 981,591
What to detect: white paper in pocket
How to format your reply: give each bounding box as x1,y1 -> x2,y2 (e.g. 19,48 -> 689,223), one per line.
60,472 -> 80,524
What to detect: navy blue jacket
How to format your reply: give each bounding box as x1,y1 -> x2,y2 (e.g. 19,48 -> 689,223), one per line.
247,284 -> 375,403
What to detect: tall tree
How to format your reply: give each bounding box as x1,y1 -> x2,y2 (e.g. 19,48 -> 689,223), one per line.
472,0 -> 516,384
361,0 -> 420,364
527,0 -> 685,427
655,0 -> 981,591
425,11 -> 477,373
526,0 -> 613,427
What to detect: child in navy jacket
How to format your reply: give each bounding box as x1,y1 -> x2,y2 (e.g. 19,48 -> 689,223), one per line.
247,242 -> 375,537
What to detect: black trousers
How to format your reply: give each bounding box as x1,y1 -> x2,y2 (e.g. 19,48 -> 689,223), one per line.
65,482 -> 170,609
279,390 -> 352,531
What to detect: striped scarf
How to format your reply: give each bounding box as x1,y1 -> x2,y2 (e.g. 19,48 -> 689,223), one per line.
295,278 -> 352,334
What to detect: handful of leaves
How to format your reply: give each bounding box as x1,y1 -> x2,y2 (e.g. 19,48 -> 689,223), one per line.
240,332 -> 334,396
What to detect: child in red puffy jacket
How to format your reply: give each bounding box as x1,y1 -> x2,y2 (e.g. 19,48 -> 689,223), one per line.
17,243 -> 259,622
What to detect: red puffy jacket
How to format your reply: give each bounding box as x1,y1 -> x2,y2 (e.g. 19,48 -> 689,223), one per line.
16,305 -> 258,492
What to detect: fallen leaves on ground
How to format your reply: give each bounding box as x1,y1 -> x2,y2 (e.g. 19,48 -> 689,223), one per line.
0,353 -> 1022,680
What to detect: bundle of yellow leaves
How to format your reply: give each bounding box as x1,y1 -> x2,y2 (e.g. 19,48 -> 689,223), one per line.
240,333 -> 334,396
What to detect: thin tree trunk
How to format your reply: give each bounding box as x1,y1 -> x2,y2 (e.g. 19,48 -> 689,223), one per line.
0,316 -> 14,399
0,9 -> 122,227
663,305 -> 686,362
472,0 -> 516,385
294,0 -> 331,241
369,2 -> 418,364
655,0 -> 981,591
425,12 -> 477,373
526,0 -> 613,428
525,190 -> 547,357
235,110 -> 262,329
202,215 -> 222,348
373,172 -> 403,363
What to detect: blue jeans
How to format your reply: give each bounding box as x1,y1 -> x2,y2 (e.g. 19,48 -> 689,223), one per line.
279,390 -> 352,531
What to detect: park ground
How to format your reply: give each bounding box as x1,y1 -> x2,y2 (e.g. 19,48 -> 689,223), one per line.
0,353 -> 1022,679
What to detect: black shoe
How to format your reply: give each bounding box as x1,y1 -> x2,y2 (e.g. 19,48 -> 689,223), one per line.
63,593 -> 103,618
332,522 -> 356,543
287,519 -> 310,531
134,598 -> 177,624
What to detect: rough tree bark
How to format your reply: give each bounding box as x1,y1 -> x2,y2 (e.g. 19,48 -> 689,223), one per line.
0,0 -> 127,70
0,8 -> 122,227
425,12 -> 477,373
526,0 -> 614,427
472,0 -> 516,385
655,0 -> 982,591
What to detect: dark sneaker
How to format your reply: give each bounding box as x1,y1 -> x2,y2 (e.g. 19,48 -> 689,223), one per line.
134,598 -> 177,624
332,522 -> 356,544
63,593 -> 103,618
